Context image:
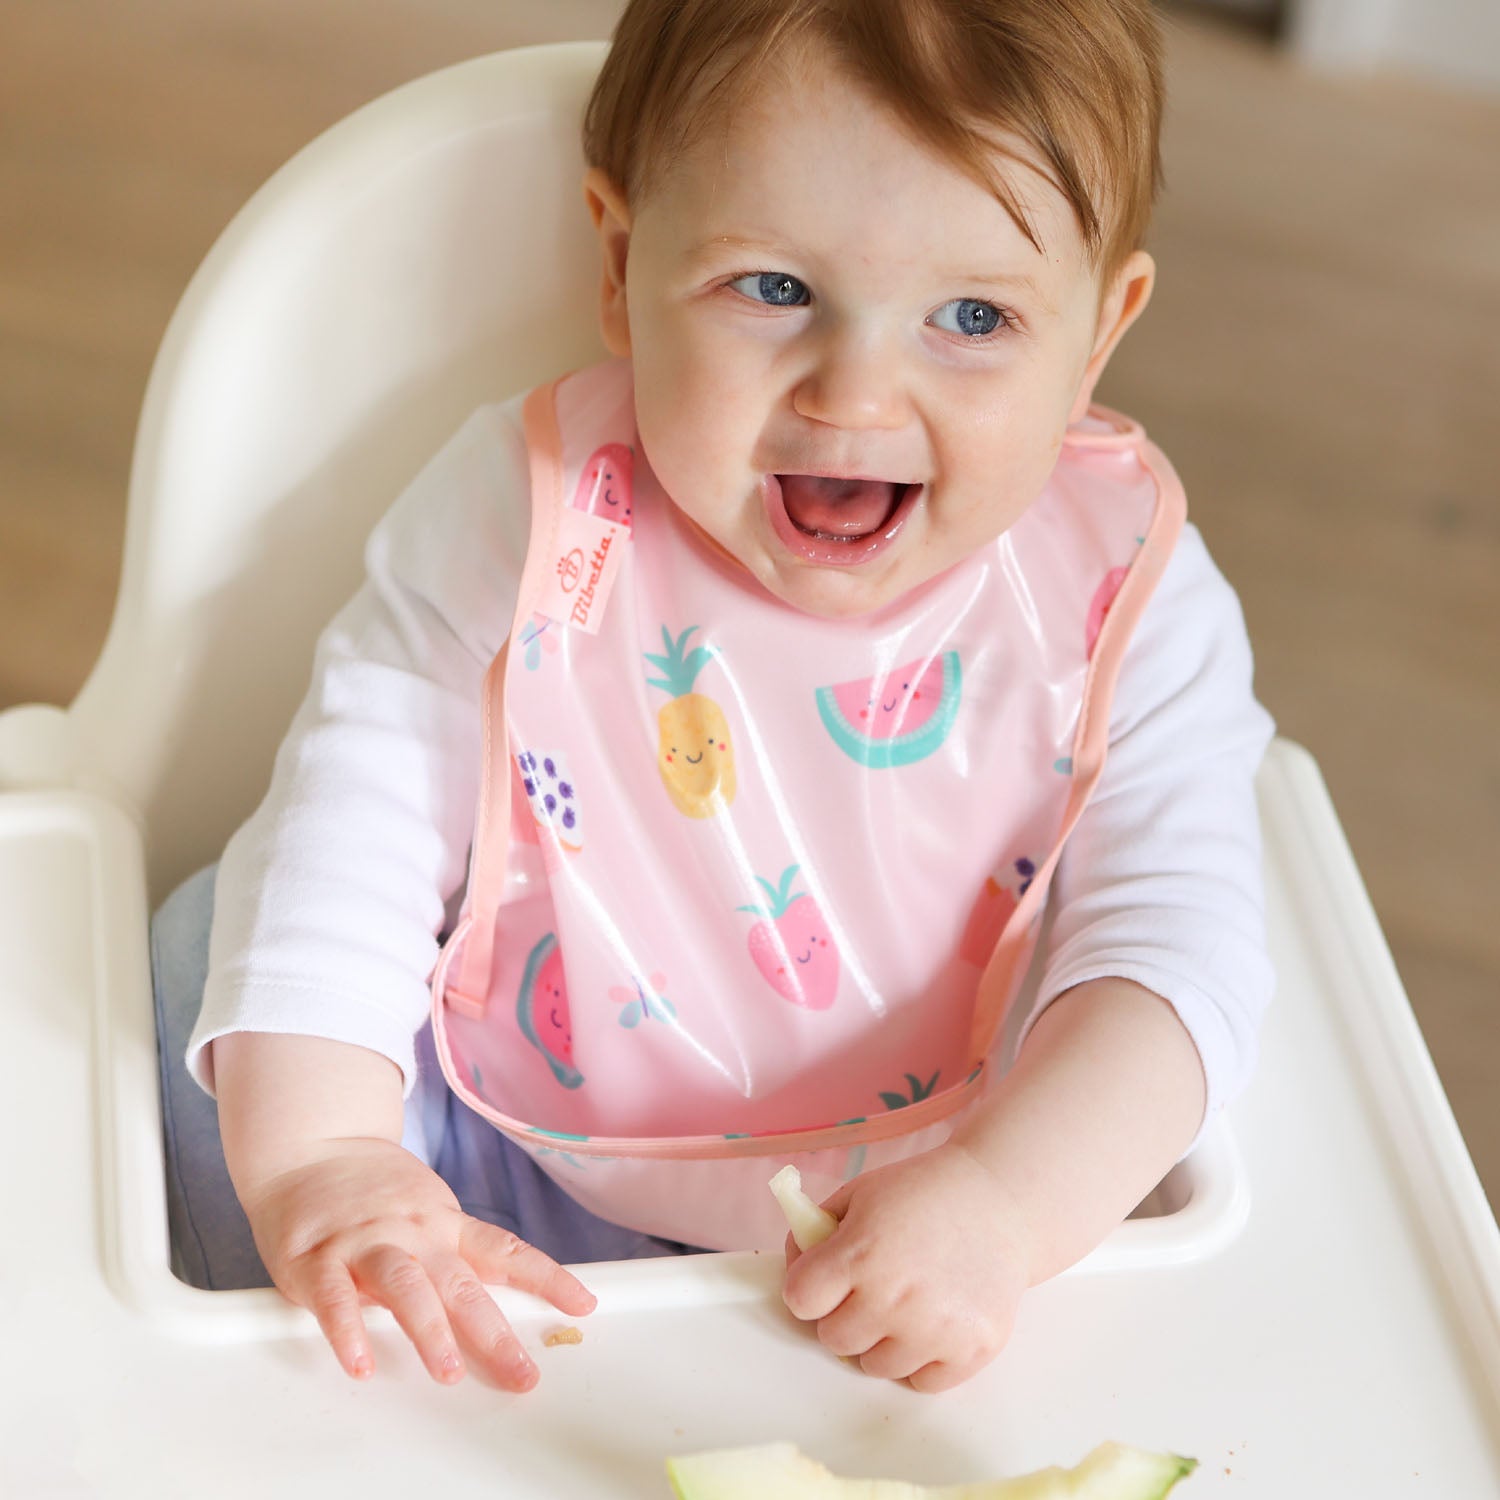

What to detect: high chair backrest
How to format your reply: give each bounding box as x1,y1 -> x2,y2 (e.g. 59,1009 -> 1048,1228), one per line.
6,44 -> 610,901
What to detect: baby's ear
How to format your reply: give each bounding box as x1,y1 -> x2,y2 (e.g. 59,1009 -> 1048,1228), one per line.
583,168 -> 633,357
1069,251 -> 1155,423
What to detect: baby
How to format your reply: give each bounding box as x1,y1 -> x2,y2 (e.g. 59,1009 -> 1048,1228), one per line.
154,0 -> 1274,1396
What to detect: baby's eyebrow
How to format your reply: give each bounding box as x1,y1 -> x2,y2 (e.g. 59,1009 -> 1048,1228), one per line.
683,232 -> 794,266
939,269 -> 1042,300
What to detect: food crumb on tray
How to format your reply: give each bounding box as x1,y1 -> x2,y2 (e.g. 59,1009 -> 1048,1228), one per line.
542,1326 -> 584,1347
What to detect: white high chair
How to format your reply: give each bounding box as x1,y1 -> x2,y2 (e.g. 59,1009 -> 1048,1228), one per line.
2,43 -> 1497,1498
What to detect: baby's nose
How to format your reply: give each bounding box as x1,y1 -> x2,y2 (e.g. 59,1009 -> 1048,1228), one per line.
791,326 -> 911,431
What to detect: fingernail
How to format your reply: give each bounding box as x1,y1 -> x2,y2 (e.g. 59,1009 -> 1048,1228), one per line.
351,1354 -> 374,1380
440,1351 -> 465,1381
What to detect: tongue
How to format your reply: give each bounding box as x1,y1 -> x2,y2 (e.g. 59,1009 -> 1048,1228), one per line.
780,475 -> 899,538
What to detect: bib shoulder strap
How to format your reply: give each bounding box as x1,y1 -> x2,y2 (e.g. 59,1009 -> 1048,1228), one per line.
966,426 -> 1188,1059
442,378 -> 569,1014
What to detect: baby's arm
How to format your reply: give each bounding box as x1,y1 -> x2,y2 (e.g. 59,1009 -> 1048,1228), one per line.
215,1030 -> 595,1388
783,526 -> 1273,1390
781,977 -> 1202,1393
185,401 -> 577,1385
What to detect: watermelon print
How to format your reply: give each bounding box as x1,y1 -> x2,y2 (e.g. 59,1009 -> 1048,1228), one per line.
533,1146 -> 589,1171
815,651 -> 961,768
516,933 -> 583,1089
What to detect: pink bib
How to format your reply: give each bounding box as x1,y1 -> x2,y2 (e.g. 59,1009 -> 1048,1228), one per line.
430,360 -> 1185,1250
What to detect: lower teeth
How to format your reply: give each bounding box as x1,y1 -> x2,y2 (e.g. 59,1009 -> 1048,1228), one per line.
794,484 -> 907,542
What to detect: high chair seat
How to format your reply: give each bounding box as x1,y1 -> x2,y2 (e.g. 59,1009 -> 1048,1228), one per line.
2,44 -> 1497,1498
0,42 -> 611,903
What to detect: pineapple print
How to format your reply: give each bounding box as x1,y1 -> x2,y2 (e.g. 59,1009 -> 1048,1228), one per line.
645,624 -> 737,817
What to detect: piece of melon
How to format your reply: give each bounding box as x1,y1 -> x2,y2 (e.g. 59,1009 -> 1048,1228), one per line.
769,1164 -> 839,1250
666,1442 -> 1196,1500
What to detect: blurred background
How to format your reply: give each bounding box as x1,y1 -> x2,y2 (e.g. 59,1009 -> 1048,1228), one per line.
2,1 -> 1496,1190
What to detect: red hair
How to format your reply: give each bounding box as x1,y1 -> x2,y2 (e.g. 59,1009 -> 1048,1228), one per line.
583,0 -> 1165,277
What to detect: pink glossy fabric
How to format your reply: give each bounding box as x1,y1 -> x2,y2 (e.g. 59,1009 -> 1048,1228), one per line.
430,359 -> 1185,1250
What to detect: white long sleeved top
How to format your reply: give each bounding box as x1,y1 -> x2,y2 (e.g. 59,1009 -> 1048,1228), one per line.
187,393 -> 1276,1135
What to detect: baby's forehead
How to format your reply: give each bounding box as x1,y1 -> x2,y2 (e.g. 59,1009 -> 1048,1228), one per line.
646,51 -> 1095,285
639,40 -> 1105,278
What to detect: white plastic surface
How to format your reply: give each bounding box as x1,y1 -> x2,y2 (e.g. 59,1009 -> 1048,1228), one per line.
3,740 -> 1499,1495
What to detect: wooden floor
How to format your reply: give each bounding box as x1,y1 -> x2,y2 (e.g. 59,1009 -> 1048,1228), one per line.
3,4 -> 1498,1193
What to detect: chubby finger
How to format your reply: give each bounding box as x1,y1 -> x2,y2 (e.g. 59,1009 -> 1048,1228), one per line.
858,1336 -> 927,1383
460,1218 -> 597,1317
907,1358 -> 972,1395
353,1243 -> 464,1385
296,1259 -> 376,1381
782,1239 -> 854,1322
429,1252 -> 539,1392
812,1288 -> 882,1358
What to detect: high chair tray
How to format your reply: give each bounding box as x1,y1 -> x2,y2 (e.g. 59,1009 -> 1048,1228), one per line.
2,738 -> 1497,1496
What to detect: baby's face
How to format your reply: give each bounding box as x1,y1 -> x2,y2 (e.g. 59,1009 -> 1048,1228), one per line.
592,46 -> 1150,619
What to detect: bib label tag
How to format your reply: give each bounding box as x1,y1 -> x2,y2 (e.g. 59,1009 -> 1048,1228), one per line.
536,508 -> 631,635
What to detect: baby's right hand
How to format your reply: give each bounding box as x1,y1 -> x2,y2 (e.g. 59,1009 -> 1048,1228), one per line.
237,1139 -> 596,1389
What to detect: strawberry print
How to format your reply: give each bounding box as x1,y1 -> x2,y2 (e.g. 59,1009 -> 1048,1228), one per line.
737,865 -> 840,1010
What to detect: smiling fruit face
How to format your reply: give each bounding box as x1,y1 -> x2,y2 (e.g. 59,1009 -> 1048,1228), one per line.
516,933 -> 584,1089
816,651 -> 962,768
746,893 -> 838,1009
645,625 -> 738,818
573,441 -> 635,529
739,867 -> 840,1011
657,693 -> 737,816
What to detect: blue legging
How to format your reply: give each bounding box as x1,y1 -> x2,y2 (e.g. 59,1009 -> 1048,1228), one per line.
151,865 -> 699,1290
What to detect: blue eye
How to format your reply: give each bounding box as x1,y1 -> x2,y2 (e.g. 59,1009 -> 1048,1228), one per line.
931,299 -> 1009,339
727,271 -> 810,307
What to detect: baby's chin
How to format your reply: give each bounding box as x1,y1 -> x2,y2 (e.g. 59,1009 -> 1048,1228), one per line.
750,549 -> 933,621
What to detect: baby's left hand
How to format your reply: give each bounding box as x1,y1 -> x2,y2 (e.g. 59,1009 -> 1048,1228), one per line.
780,1144 -> 1031,1393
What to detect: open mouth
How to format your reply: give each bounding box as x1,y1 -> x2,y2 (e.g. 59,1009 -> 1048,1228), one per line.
764,474 -> 922,567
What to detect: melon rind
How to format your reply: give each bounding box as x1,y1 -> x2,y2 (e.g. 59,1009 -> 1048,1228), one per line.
665,1441 -> 1197,1500
768,1164 -> 839,1250
815,651 -> 962,769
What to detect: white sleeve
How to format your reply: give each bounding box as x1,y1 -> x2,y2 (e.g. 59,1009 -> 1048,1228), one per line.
186,397 -> 533,1096
1030,522 -> 1276,1140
